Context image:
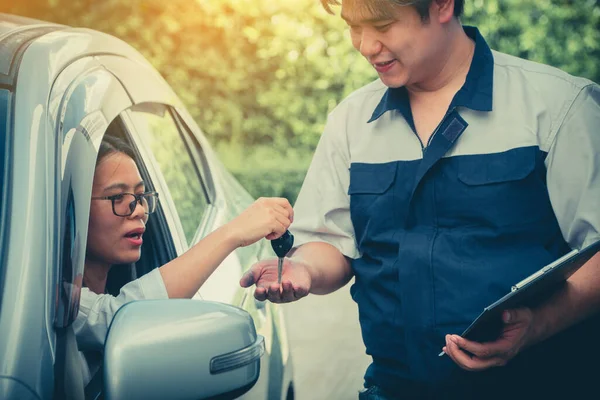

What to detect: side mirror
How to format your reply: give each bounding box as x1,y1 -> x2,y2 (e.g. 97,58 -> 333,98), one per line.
103,299 -> 264,400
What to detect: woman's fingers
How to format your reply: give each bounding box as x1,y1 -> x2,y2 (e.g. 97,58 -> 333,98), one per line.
257,197 -> 293,223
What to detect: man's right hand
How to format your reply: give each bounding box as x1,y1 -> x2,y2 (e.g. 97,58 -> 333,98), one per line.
239,257 -> 312,303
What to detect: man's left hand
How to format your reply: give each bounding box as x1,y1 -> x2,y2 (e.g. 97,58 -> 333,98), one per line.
443,308 -> 538,371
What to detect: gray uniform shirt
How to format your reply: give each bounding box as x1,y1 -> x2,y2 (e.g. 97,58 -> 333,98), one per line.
292,52 -> 600,258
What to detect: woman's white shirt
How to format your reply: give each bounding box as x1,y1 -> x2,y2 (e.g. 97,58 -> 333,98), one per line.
73,268 -> 169,384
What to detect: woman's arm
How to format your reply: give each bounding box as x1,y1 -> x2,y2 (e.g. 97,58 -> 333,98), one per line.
160,197 -> 293,298
75,197 -> 293,350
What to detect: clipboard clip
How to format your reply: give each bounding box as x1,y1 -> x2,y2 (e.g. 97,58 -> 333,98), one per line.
511,248 -> 578,292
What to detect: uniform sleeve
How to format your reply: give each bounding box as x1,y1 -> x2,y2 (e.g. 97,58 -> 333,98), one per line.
73,268 -> 169,351
290,111 -> 360,259
546,83 -> 600,249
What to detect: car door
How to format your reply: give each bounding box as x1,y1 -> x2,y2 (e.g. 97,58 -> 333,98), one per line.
53,56 -> 136,397
48,56 -> 185,400
8,54 -> 136,400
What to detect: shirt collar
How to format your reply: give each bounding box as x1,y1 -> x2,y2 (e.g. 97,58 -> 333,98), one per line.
368,26 -> 494,123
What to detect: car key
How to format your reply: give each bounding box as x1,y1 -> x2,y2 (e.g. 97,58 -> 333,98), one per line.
271,230 -> 294,285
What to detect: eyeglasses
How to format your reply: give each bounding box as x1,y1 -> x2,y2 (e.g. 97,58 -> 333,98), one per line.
91,191 -> 159,217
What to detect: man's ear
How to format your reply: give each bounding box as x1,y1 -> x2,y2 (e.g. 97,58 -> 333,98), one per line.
431,0 -> 456,24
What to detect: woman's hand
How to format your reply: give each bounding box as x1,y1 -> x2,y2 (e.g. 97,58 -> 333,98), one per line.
227,197 -> 294,247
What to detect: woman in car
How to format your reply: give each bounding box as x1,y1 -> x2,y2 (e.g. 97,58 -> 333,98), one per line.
74,135 -> 292,379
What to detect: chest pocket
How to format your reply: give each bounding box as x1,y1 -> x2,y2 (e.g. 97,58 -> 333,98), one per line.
348,162 -> 399,247
451,146 -> 552,228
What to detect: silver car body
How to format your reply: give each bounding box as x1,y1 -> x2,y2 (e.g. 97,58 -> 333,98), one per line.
0,13 -> 293,400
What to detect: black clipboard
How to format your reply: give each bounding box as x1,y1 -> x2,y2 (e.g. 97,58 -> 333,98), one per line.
456,238 -> 600,344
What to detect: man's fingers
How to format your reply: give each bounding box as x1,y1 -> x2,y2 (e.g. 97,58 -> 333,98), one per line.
252,259 -> 279,272
445,336 -> 506,371
254,287 -> 268,302
503,307 -> 530,324
267,283 -> 283,303
281,281 -> 296,302
239,269 -> 257,288
266,281 -> 308,303
293,285 -> 309,299
240,260 -> 275,287
242,256 -> 310,304
450,335 -> 509,359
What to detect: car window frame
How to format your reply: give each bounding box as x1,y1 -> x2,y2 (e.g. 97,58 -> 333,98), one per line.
168,106 -> 219,242
116,109 -> 186,253
169,109 -> 215,205
100,115 -> 178,279
0,88 -> 12,313
120,103 -> 217,252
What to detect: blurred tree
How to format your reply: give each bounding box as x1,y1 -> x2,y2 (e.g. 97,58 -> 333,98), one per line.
2,0 -> 598,202
465,0 -> 600,88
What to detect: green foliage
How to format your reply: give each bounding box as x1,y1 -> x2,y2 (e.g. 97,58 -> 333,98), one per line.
3,0 -> 598,203
131,108 -> 210,243
215,142 -> 313,202
464,0 -> 600,85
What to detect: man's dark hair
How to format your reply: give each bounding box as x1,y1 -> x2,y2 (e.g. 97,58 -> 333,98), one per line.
321,0 -> 465,20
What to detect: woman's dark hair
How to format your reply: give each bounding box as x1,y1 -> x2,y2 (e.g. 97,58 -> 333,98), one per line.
96,135 -> 136,167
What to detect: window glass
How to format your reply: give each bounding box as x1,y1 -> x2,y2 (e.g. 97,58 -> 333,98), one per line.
129,105 -> 208,244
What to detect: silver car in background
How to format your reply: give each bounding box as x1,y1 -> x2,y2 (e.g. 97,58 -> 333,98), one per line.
0,13 -> 294,400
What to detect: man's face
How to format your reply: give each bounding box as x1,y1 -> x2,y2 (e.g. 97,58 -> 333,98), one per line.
342,1 -> 447,88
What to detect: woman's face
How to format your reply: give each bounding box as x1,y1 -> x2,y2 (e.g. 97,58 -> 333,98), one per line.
86,152 -> 148,266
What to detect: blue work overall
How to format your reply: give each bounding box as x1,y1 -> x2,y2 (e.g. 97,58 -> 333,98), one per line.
348,106 -> 598,398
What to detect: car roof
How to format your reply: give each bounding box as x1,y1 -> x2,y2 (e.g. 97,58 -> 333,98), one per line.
0,13 -> 65,88
0,13 -> 62,37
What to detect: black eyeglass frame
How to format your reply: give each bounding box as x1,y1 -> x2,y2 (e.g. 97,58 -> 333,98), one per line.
91,191 -> 160,217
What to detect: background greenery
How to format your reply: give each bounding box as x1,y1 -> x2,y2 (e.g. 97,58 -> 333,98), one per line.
3,0 -> 599,203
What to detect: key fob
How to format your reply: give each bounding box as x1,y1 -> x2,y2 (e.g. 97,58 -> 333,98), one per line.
271,230 -> 294,258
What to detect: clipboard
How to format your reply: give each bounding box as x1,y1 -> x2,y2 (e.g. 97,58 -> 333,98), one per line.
444,238 -> 600,350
